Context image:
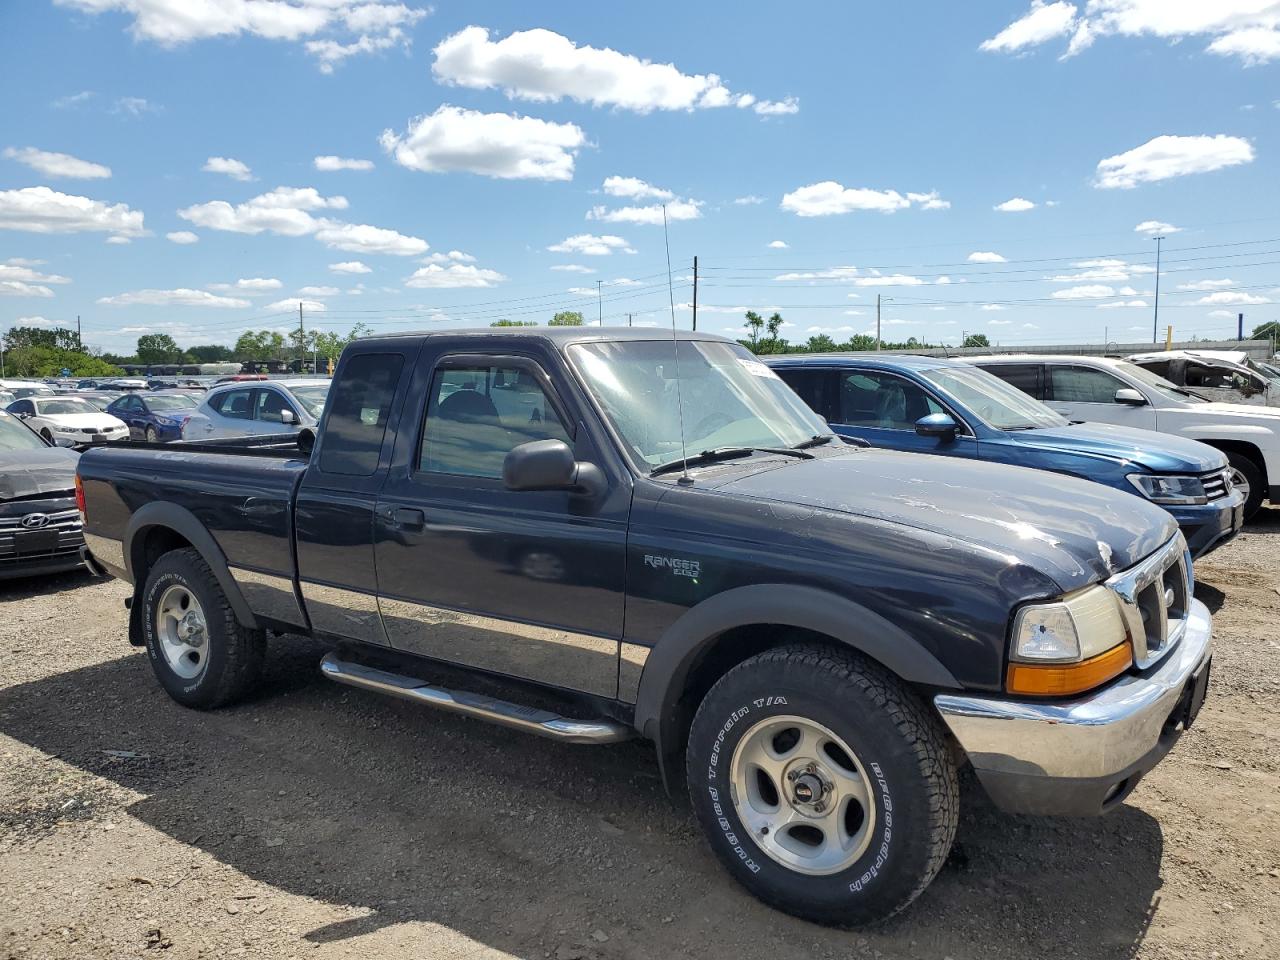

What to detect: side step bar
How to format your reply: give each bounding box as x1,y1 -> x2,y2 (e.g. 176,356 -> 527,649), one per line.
319,653 -> 633,745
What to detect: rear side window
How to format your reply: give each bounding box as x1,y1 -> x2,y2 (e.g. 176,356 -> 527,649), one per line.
210,388 -> 253,419
319,353 -> 405,476
774,368 -> 832,419
1049,365 -> 1125,404
982,363 -> 1042,399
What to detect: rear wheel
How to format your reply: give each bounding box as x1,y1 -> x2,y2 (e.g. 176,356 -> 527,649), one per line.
686,645 -> 958,926
141,548 -> 264,709
1226,452 -> 1264,521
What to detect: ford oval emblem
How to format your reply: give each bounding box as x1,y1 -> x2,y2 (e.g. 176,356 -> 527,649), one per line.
21,513 -> 50,529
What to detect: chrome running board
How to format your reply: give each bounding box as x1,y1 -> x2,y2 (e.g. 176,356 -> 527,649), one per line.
319,652 -> 633,745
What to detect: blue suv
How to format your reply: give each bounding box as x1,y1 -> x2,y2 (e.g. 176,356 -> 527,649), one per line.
769,354 -> 1244,557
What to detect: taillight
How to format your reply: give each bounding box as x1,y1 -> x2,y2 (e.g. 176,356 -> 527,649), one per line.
75,472 -> 86,519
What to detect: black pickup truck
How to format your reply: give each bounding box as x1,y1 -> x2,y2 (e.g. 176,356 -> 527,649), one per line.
78,328 -> 1213,925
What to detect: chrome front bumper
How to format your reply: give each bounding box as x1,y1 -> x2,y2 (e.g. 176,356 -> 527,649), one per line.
934,598 -> 1213,816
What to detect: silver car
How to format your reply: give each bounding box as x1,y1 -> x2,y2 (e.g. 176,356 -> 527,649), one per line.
181,379 -> 330,440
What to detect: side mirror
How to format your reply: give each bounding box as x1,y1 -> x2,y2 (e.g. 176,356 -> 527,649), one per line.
54,436 -> 78,448
915,413 -> 958,442
1114,388 -> 1147,406
279,408 -> 297,424
503,439 -> 606,497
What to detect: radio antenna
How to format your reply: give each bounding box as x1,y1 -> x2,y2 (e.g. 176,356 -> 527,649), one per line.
663,204 -> 692,485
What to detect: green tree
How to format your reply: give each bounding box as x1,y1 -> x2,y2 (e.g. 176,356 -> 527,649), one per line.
758,312 -> 789,354
2,345 -> 120,378
136,333 -> 182,365
3,326 -> 80,351
963,333 -> 990,348
310,323 -> 372,372
491,319 -> 539,327
233,329 -> 288,362
805,334 -> 837,353
1251,321 -> 1279,341
743,311 -> 764,352
186,344 -> 234,363
549,311 -> 585,326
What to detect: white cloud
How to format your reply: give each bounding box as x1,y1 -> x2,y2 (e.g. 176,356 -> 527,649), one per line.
3,146 -> 111,179
608,277 -> 642,287
1194,291 -> 1270,305
587,198 -> 702,225
203,156 -> 253,181
1177,278 -> 1236,291
734,195 -> 765,205
53,0 -> 427,72
1134,219 -> 1181,235
314,155 -> 374,171
1094,135 -> 1254,189
853,273 -> 928,287
179,186 -> 347,236
1052,284 -> 1115,299
105,235 -> 131,245
768,240 -> 789,249
775,266 -> 859,281
603,176 -> 673,201
967,250 -> 1007,262
208,277 -> 282,293
97,288 -> 250,308
166,230 -> 198,244
0,280 -> 55,298
53,90 -> 94,109
980,1 -> 1078,53
568,286 -> 598,297
1097,299 -> 1149,308
265,297 -> 326,312
781,181 -> 947,216
548,234 -> 635,256
406,263 -> 507,288
422,250 -> 477,264
314,222 -> 427,256
551,263 -> 595,273
994,197 -> 1036,212
380,105 -> 585,181
0,259 -> 71,287
329,260 -> 371,274
0,185 -> 145,238
982,1 -> 1280,65
112,96 -> 159,117
432,26 -> 794,115
298,285 -> 340,296
988,318 -> 1014,326
981,304 -> 1008,311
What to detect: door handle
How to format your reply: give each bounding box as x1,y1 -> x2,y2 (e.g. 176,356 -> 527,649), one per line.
391,507 -> 426,530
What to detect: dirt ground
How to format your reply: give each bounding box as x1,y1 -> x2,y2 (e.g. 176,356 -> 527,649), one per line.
2,514 -> 1278,960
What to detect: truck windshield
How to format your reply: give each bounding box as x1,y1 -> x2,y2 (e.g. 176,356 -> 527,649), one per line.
568,339 -> 829,468
921,366 -> 1065,431
0,412 -> 47,451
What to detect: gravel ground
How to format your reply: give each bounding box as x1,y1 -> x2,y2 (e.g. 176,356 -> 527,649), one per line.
1,513 -> 1278,960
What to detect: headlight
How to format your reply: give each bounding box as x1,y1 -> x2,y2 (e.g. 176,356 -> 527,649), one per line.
55,425 -> 79,433
1008,586 -> 1132,696
1126,473 -> 1207,505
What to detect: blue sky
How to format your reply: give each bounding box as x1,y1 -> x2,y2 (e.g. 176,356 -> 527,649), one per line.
1,1 -> 1278,356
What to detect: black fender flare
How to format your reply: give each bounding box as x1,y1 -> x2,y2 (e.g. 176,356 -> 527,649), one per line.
124,502 -> 259,630
632,584 -> 962,790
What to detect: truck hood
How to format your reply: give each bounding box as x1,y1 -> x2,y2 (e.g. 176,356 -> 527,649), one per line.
717,449 -> 1177,591
0,447 -> 79,500
1006,422 -> 1225,473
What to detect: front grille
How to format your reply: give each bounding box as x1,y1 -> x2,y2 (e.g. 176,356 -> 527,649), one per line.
1201,469 -> 1232,501
0,508 -> 84,560
1105,534 -> 1191,669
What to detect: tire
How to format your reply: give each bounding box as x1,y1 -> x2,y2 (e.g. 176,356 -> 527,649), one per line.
145,426 -> 159,443
686,644 -> 958,927
1226,452 -> 1264,521
140,548 -> 264,709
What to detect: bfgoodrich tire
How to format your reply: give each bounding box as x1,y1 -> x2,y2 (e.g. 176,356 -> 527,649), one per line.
686,645 -> 958,926
141,548 -> 264,709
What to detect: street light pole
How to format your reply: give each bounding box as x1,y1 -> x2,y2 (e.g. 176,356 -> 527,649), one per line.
876,295 -> 893,351
1152,235 -> 1164,345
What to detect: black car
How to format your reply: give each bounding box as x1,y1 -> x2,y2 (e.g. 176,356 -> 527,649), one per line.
0,410 -> 85,580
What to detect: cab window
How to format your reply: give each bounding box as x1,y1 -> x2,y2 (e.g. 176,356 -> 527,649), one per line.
211,388 -> 253,419
836,371 -> 943,430
419,361 -> 570,479
1048,366 -> 1127,404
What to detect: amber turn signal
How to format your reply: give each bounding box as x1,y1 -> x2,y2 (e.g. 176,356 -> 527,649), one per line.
1006,642 -> 1133,697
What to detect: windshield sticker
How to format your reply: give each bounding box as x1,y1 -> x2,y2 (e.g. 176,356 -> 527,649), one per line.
737,357 -> 780,379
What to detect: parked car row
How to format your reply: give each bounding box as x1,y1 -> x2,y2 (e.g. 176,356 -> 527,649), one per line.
76,327 -> 1221,928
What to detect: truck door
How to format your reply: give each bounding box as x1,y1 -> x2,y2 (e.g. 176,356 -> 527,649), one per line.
829,368 -> 979,457
295,346 -> 418,645
373,343 -> 629,700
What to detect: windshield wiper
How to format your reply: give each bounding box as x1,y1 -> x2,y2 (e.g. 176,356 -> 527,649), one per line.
650,445 -> 813,477
792,433 -> 837,449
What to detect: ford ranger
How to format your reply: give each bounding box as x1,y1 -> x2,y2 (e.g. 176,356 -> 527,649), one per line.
77,328 -> 1213,926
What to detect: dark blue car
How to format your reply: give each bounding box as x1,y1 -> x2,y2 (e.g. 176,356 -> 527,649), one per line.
768,354 -> 1245,558
105,391 -> 200,442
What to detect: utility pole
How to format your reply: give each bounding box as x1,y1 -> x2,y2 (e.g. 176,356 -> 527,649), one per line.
76,315 -> 82,351
692,255 -> 698,332
627,313 -> 633,327
1151,235 -> 1164,344
876,295 -> 882,351
597,280 -> 603,326
298,300 -> 305,372
1238,312 -> 1244,341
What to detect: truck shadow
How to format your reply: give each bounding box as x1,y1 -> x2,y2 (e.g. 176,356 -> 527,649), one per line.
0,639 -> 1166,960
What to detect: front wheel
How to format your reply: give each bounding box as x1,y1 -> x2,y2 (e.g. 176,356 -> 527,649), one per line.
141,548 -> 264,709
686,645 -> 958,926
1226,452 -> 1264,521
145,425 -> 159,443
